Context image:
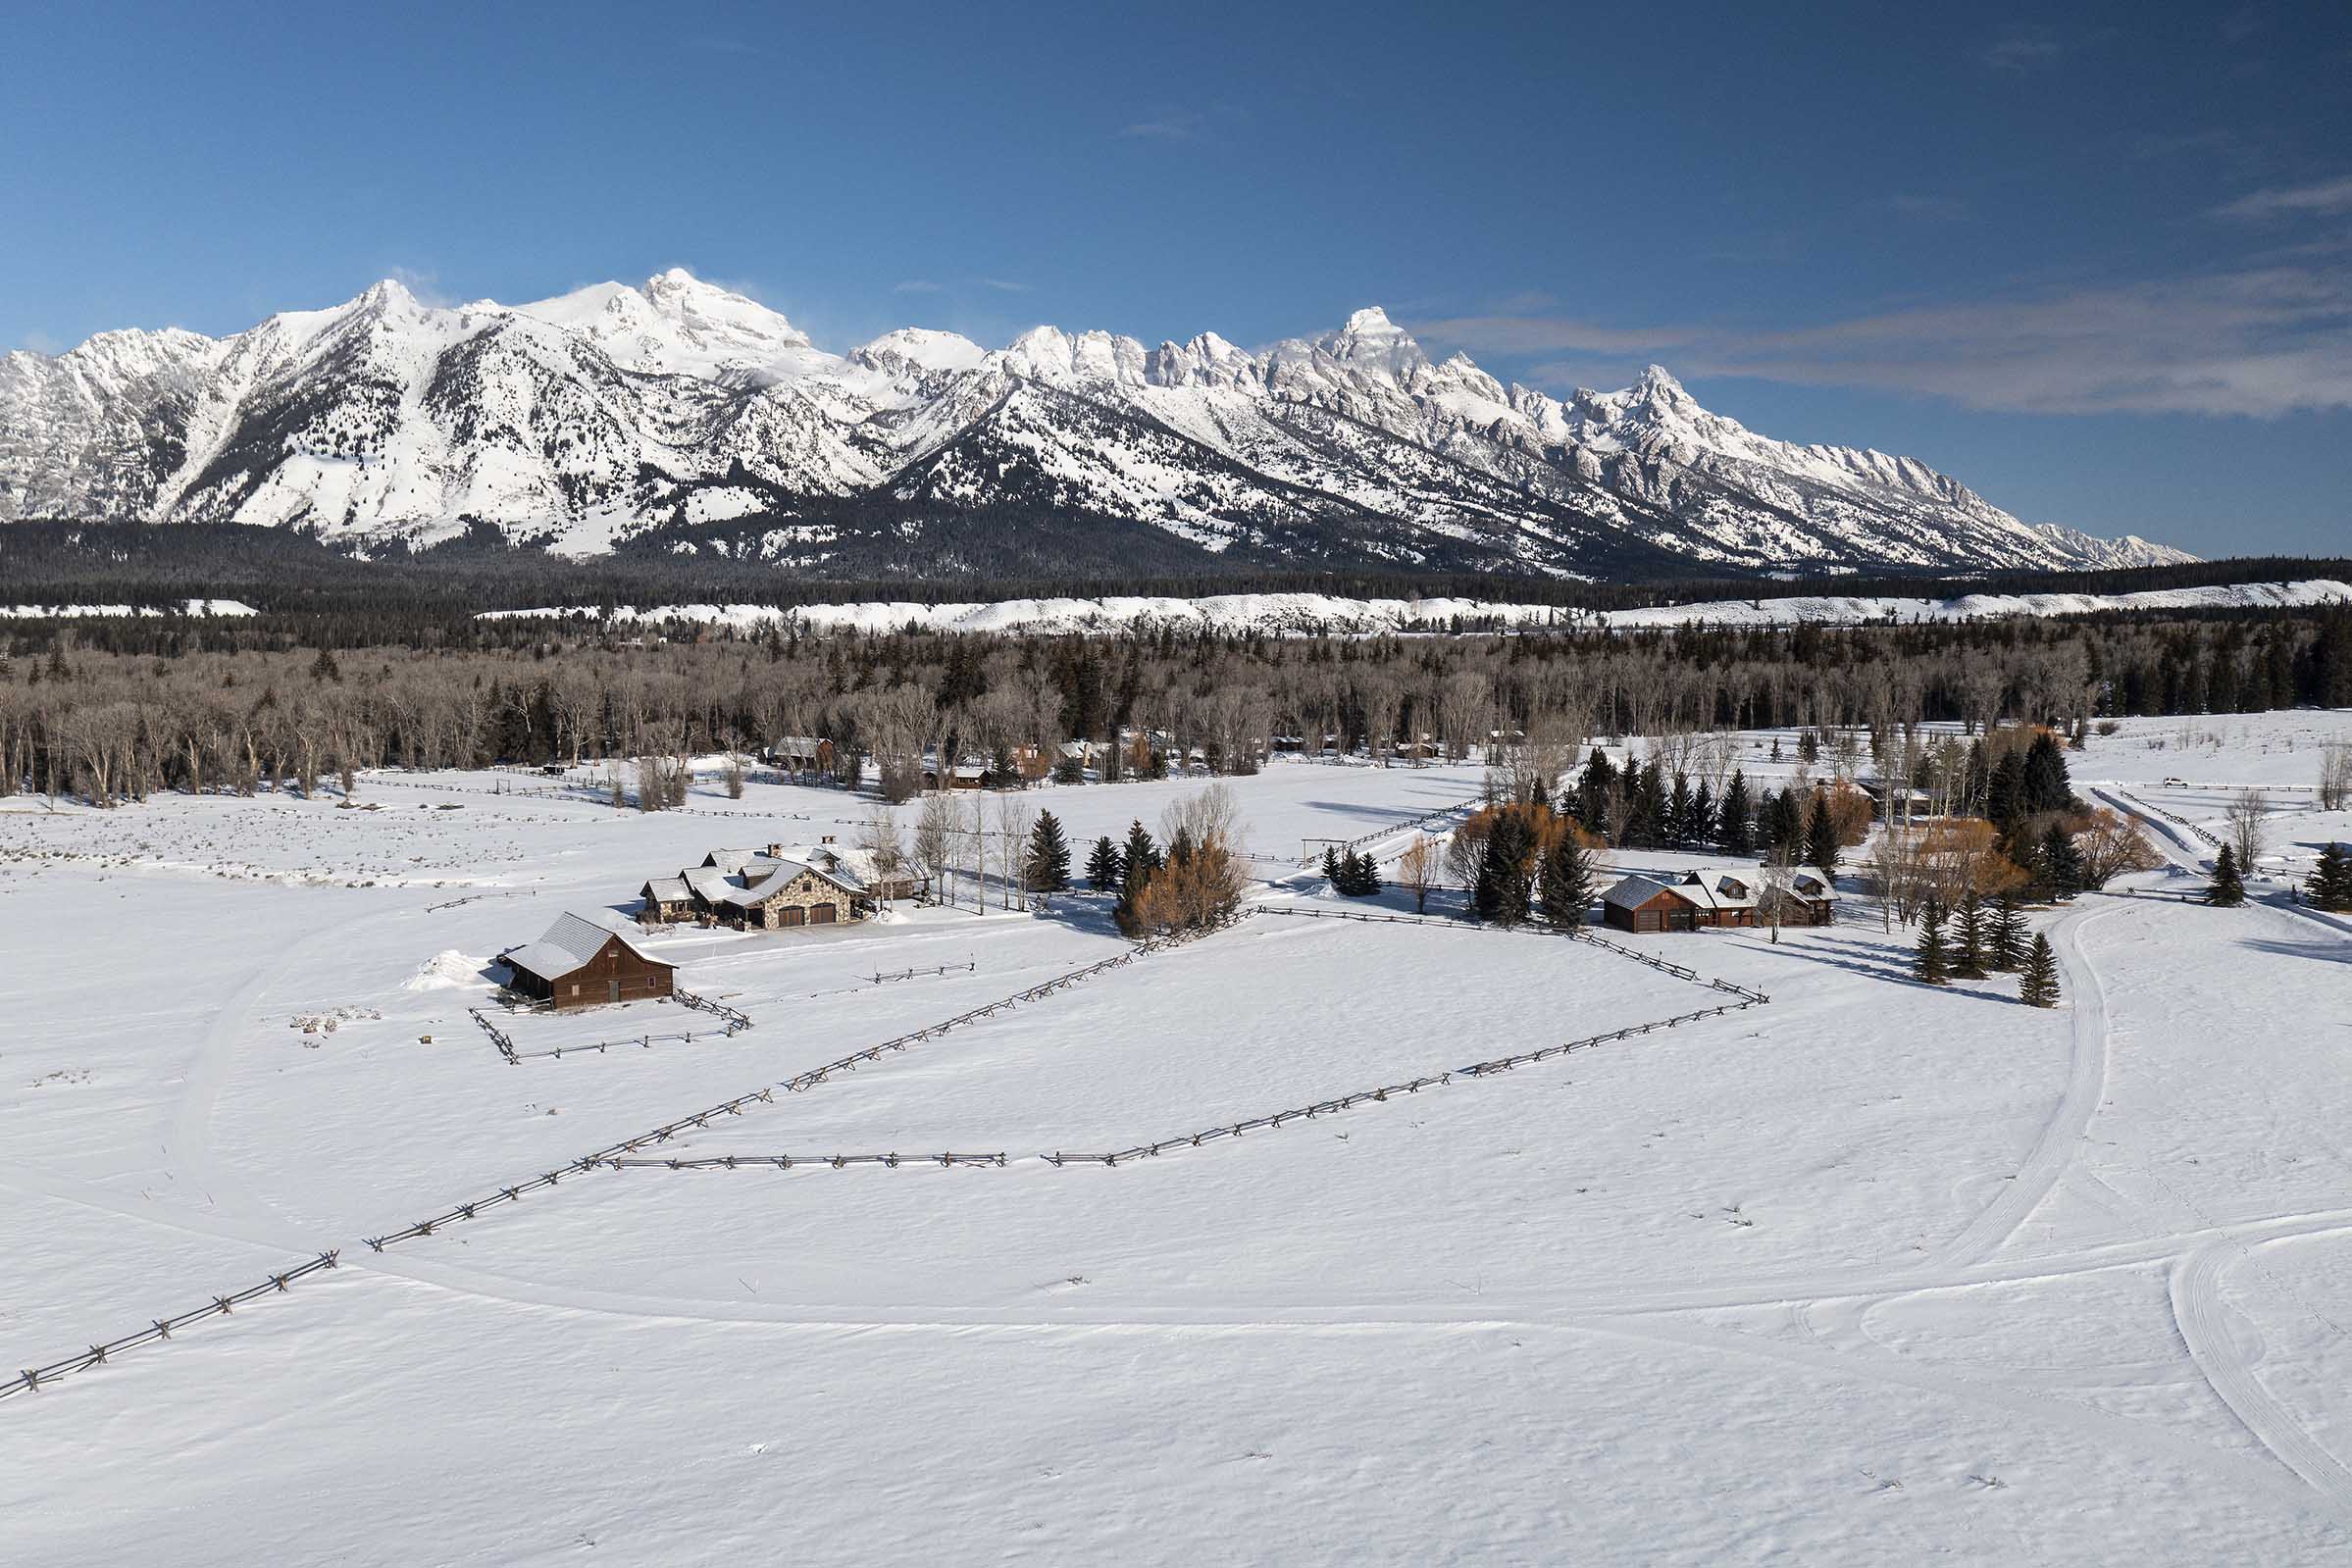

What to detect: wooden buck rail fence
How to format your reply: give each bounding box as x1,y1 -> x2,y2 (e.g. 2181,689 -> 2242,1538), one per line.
1330,794 -> 1488,859
471,990 -> 754,1063
1,1252 -> 341,1403
870,962 -> 976,986
1043,993 -> 1766,1167
603,1152 -> 1006,1171
2115,790 -> 2226,853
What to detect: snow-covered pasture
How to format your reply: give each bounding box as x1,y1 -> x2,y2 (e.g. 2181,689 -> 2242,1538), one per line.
4,731 -> 2352,1563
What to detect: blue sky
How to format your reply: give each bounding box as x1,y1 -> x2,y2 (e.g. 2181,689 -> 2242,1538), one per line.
4,1 -> 2347,558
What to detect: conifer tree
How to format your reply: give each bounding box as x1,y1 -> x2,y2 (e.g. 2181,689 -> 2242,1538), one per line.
1025,810 -> 1071,892
1323,845 -> 1344,885
1915,898 -> 1951,986
1086,835 -> 1122,893
1539,833 -> 1595,931
1476,809 -> 1535,926
1347,848 -> 1382,896
1952,889 -> 1989,979
2036,822 -> 2084,902
1717,770 -> 1753,855
1666,773 -> 1694,846
2018,933 -> 2062,1008
1124,819 -> 1162,881
1806,788 -> 1840,877
2022,733 -> 2074,815
2207,843 -> 2246,907
2308,842 -> 2352,912
1989,892 -> 2027,970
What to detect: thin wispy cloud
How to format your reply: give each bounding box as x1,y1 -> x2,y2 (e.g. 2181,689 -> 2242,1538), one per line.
2209,175 -> 2352,222
892,279 -> 943,294
1982,25 -> 2066,71
1122,113 -> 1205,141
980,278 -> 1030,293
1413,259 -> 2352,417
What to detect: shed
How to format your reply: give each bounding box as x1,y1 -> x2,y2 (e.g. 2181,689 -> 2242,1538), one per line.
502,913 -> 676,1010
639,875 -> 693,925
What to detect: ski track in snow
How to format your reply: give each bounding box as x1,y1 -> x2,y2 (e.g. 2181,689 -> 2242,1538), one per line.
2173,1241 -> 2352,1508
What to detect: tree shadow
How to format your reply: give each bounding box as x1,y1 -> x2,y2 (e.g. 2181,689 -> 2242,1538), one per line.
1731,933 -> 2028,1002
2239,936 -> 2352,968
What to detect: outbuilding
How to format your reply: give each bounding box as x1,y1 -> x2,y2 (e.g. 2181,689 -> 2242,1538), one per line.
502,913 -> 676,1010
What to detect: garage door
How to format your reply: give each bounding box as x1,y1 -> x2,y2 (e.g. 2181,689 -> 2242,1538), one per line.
778,906 -> 804,928
810,903 -> 837,925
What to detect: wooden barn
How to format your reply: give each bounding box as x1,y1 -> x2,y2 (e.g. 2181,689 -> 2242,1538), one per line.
502,913 -> 675,1010
1782,871 -> 1840,926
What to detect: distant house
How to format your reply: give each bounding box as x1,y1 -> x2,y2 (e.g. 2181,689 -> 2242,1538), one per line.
767,735 -> 835,775
920,754 -> 990,791
1602,866 -> 1835,933
644,840 -> 925,931
502,913 -> 675,1010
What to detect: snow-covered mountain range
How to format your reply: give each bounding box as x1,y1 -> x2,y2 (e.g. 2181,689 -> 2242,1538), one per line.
0,270 -> 2192,579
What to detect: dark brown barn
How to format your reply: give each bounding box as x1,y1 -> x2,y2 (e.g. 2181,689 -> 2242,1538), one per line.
502,913 -> 676,1010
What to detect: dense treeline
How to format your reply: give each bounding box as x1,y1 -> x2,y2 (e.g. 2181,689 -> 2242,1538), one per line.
2,518 -> 2343,620
3,599 -> 2346,808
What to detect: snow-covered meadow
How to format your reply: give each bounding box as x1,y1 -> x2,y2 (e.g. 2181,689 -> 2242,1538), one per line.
3,720 -> 2351,1564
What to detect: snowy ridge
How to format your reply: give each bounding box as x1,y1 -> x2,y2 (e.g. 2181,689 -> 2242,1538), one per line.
0,269 -> 2193,578
476,578 -> 2347,635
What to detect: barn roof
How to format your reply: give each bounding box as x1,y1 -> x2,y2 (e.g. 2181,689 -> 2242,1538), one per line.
1603,874 -> 1687,911
505,912 -> 669,984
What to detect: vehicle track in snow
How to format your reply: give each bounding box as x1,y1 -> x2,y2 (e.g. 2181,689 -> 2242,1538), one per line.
2173,1239 -> 2352,1508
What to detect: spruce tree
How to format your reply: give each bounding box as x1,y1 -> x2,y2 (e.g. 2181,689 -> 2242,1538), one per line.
1986,751 -> 2025,835
1915,898 -> 1951,986
2207,843 -> 2246,907
1086,835 -> 1122,893
1989,892 -> 2027,971
2036,822 -> 2084,902
1323,845 -> 1344,886
1952,889 -> 1989,980
1717,771 -> 1753,855
1025,811 -> 1071,892
1539,834 -> 1595,931
1124,820 -> 1162,880
1806,789 -> 1840,878
2018,933 -> 2062,1008
2022,733 -> 2074,815
2305,842 -> 2352,912
1477,810 -> 1535,927
1347,849 -> 1382,896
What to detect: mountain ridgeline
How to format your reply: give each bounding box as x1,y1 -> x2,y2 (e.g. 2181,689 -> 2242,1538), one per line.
0,270 -> 2191,582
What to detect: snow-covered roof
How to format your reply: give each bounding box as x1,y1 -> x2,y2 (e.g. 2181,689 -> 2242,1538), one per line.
504,912 -> 668,984
1789,871 -> 1842,902
1675,869 -> 1761,910
1603,875 -> 1686,911
641,875 -> 690,903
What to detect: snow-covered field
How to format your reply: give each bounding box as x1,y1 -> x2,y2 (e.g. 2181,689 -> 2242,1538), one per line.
473,577 -> 2350,636
4,725 -> 2351,1564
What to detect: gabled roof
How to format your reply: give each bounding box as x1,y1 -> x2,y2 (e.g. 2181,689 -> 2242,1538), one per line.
1603,874 -> 1689,911
641,875 -> 691,903
505,912 -> 669,984
1789,871 -> 1842,901
1675,869 -> 1761,910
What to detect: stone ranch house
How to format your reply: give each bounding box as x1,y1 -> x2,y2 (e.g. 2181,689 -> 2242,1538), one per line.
641,842 -> 926,932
